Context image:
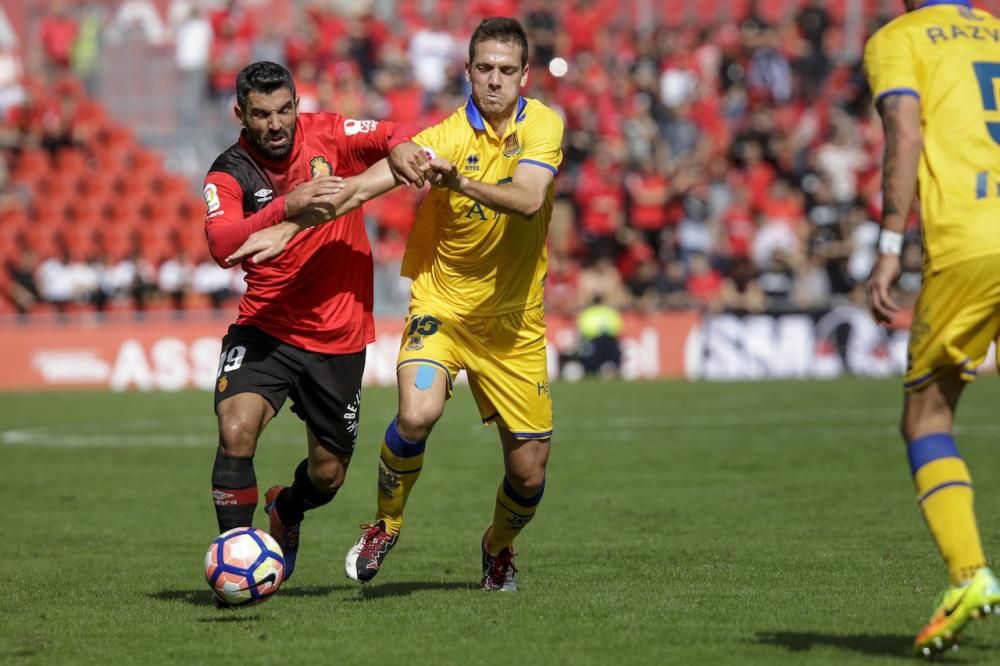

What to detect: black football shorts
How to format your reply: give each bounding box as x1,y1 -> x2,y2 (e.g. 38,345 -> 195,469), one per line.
214,324 -> 365,455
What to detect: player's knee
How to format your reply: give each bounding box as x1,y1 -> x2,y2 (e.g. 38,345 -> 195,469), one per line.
506,461 -> 546,497
218,417 -> 260,457
307,458 -> 347,493
396,408 -> 438,442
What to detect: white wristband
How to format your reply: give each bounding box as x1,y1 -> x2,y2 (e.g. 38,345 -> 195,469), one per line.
878,229 -> 903,256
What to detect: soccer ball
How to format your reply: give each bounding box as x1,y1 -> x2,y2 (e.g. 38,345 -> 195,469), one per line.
204,527 -> 285,607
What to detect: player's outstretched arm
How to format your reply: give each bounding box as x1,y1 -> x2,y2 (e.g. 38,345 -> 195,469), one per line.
225,158 -> 402,265
866,93 -> 921,326
426,158 -> 553,218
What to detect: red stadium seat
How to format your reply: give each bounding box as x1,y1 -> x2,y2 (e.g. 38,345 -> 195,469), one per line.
11,149 -> 51,186
53,146 -> 88,174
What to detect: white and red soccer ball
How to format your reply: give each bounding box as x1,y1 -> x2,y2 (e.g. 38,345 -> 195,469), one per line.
204,527 -> 285,607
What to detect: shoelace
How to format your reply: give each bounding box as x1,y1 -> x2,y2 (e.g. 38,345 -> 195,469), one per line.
357,523 -> 393,559
486,549 -> 517,585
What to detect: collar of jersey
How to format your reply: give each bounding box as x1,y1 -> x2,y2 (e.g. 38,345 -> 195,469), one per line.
918,0 -> 971,8
465,96 -> 528,136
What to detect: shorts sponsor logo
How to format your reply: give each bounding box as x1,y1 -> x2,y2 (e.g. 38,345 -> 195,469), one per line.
344,389 -> 361,439
204,183 -> 221,212
310,156 -> 333,178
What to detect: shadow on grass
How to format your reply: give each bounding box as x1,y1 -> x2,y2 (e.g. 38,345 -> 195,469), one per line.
149,584 -> 347,608
349,581 -> 479,600
752,631 -> 914,659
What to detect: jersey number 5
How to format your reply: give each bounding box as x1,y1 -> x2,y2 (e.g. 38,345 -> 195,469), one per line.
973,62 -> 1000,144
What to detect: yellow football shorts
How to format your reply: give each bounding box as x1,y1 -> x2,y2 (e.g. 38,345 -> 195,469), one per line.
905,254 -> 1000,392
396,305 -> 553,439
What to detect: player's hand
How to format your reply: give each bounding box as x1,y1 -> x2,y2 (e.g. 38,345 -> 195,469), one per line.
388,142 -> 428,188
226,221 -> 302,265
426,158 -> 462,190
866,253 -> 902,326
284,176 -> 345,218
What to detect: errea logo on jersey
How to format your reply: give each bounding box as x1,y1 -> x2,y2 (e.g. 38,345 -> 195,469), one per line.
343,119 -> 378,136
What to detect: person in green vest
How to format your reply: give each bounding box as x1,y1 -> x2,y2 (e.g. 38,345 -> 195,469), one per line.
577,294 -> 623,378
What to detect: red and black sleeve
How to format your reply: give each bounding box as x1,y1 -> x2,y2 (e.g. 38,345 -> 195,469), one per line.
203,171 -> 287,267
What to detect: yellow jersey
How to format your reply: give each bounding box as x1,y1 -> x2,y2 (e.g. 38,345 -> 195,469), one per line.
864,0 -> 1000,271
404,96 -> 564,316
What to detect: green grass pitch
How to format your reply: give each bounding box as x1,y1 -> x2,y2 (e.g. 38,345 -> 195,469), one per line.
4,378 -> 1000,664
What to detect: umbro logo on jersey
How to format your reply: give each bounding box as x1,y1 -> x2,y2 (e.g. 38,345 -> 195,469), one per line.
464,154 -> 480,172
254,188 -> 273,204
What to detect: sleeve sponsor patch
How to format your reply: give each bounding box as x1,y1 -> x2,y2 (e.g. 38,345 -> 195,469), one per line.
343,119 -> 379,136
204,183 -> 221,213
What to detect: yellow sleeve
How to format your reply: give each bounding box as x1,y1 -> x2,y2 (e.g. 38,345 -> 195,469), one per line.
864,24 -> 920,104
414,117 -> 459,164
518,108 -> 564,175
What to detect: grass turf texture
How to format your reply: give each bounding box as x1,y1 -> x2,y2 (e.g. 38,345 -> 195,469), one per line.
4,378 -> 1000,664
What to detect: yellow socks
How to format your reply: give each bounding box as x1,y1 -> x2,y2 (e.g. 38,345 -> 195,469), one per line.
375,419 -> 425,535
908,433 -> 985,585
487,476 -> 544,555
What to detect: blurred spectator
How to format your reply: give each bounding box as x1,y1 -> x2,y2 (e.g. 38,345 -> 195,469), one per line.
523,0 -> 559,67
0,45 -> 25,118
577,294 -> 623,378
105,247 -> 158,311
6,250 -> 41,316
193,257 -> 234,311
577,256 -> 628,310
746,25 -> 793,104
720,256 -> 766,314
71,6 -> 103,97
174,3 -> 212,147
408,14 -> 461,105
106,0 -> 168,45
685,252 -> 724,311
158,249 -> 196,311
39,1 -> 78,75
816,109 -> 870,203
35,244 -> 75,313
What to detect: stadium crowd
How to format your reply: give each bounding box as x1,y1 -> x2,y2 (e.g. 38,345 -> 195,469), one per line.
0,0 -> 926,318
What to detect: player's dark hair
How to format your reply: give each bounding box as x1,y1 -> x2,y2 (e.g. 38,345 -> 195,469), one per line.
235,61 -> 296,109
469,17 -> 529,69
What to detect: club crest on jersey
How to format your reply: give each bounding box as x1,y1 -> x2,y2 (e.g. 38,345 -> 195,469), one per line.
405,335 -> 424,351
217,375 -> 229,393
310,155 -> 333,178
464,154 -> 480,172
502,133 -> 522,158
